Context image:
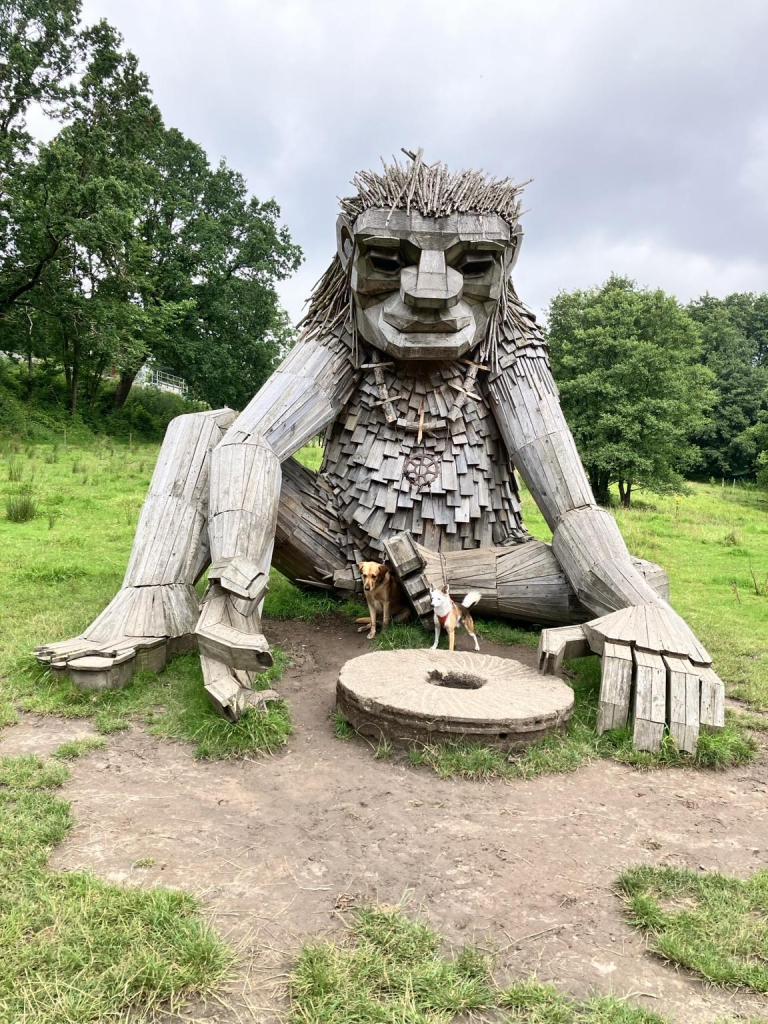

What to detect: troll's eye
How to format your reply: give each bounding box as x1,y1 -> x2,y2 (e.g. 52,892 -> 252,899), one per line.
368,248 -> 402,274
458,254 -> 495,277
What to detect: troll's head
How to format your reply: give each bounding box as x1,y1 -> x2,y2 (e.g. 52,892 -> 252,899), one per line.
301,150 -> 528,363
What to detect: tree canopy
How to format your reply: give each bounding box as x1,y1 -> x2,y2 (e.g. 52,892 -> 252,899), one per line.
547,275 -> 715,506
685,293 -> 768,479
0,0 -> 301,415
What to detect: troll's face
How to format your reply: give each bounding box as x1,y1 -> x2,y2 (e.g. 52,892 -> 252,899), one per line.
338,208 -> 522,361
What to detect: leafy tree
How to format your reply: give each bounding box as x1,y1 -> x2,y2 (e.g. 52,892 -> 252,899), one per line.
0,2 -> 301,415
547,275 -> 715,506
686,294 -> 768,478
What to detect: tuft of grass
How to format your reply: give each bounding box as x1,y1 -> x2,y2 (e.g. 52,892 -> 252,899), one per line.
499,980 -> 669,1022
51,737 -> 106,760
618,865 -> 768,993
132,856 -> 156,868
6,487 -> 38,522
332,711 -> 354,740
289,903 -> 495,1023
0,747 -> 232,1023
7,457 -> 23,482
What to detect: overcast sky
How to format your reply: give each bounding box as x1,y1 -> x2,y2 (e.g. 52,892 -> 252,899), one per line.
80,0 -> 768,323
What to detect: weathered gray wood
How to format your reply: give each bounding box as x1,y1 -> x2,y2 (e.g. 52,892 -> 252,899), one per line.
597,640 -> 633,733
633,648 -> 666,752
663,653 -> 700,752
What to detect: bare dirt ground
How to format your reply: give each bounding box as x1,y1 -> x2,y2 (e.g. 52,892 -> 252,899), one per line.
3,618 -> 767,1023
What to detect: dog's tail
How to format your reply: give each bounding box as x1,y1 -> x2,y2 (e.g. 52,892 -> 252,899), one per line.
460,590 -> 482,610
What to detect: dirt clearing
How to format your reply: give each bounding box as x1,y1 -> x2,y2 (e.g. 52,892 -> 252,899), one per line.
3,618 -> 767,1023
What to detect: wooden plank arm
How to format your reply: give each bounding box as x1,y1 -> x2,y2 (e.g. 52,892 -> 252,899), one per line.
208,333 -> 358,577
488,352 -> 663,618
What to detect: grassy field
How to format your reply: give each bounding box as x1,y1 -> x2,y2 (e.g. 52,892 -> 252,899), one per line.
0,741 -> 232,1022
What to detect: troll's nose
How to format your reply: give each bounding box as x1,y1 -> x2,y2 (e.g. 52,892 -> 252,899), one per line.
400,250 -> 463,311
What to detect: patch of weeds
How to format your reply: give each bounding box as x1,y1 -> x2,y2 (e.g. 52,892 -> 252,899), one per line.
0,702 -> 17,728
723,528 -> 740,547
5,486 -> 37,522
0,747 -> 232,1023
132,856 -> 156,869
51,737 -> 106,760
264,571 -> 337,620
18,564 -> 89,585
500,980 -> 669,1022
94,710 -> 130,734
475,617 -> 540,648
290,905 -> 680,1024
372,620 -> 431,651
373,737 -> 392,760
289,903 -> 495,1023
337,597 -> 368,621
7,457 -> 23,482
618,865 -> 768,992
332,711 -> 354,740
122,651 -> 293,760
728,707 -> 768,732
24,651 -> 293,760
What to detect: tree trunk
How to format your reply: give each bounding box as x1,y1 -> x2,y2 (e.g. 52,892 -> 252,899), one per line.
589,469 -> 611,507
112,366 -> 141,410
618,478 -> 633,507
69,334 -> 80,415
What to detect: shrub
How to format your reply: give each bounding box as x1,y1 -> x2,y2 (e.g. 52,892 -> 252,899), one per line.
6,487 -> 38,522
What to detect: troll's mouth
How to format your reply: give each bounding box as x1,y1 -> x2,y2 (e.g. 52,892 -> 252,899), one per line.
382,309 -> 472,334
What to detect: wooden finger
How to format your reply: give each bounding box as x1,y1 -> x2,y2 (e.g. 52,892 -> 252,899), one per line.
663,653 -> 700,753
538,624 -> 589,674
632,647 -> 666,752
699,664 -> 725,729
597,640 -> 632,734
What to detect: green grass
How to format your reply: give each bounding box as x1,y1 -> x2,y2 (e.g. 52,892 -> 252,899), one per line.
289,903 -> 495,1022
618,865 -> 768,993
0,742 -> 232,1023
499,981 -> 669,1023
290,903 -> 721,1024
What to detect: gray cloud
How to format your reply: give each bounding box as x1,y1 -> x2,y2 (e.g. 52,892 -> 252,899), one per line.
82,0 -> 768,321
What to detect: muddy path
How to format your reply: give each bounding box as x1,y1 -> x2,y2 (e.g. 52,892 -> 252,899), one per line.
3,618 -> 767,1022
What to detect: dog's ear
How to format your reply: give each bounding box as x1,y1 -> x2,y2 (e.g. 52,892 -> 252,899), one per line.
441,584 -> 449,594
358,561 -> 365,572
378,564 -> 388,579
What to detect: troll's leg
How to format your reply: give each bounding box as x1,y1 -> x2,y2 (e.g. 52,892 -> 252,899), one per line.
35,409 -> 236,688
384,534 -> 669,626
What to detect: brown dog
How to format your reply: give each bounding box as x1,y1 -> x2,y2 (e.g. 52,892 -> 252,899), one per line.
357,561 -> 410,639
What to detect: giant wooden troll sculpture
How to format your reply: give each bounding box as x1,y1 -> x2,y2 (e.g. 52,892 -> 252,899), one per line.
36,152 -> 724,752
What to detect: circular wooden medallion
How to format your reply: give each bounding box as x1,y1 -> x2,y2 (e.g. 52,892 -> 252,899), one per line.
403,449 -> 439,489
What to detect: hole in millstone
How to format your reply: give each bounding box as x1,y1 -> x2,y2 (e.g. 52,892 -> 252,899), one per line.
427,669 -> 485,690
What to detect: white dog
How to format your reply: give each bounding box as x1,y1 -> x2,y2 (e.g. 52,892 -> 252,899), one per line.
429,586 -> 482,652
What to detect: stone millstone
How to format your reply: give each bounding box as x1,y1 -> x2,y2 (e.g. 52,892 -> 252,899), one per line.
336,649 -> 574,751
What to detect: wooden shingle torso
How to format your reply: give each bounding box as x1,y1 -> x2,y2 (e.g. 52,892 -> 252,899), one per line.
321,357 -> 527,562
